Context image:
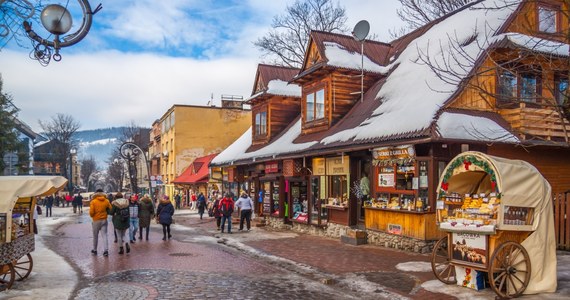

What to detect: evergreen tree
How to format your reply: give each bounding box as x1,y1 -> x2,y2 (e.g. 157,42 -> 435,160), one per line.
0,75 -> 20,173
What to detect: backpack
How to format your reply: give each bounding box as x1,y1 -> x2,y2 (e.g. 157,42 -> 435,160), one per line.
119,207 -> 130,221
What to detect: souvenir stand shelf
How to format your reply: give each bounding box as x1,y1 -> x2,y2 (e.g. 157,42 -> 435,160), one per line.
431,152 -> 556,298
0,176 -> 67,292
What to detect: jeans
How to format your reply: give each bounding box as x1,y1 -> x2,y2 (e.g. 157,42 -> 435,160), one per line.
239,209 -> 252,230
45,206 -> 52,217
162,224 -> 171,239
92,219 -> 109,252
220,215 -> 232,232
115,228 -> 127,246
129,218 -> 139,241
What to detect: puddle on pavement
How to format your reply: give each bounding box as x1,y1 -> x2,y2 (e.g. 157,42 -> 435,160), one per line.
357,271 -> 417,294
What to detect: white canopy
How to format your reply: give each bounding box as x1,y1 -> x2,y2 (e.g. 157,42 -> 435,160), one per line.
0,176 -> 68,213
437,151 -> 556,294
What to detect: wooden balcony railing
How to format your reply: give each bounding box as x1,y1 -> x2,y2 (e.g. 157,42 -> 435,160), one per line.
499,102 -> 570,142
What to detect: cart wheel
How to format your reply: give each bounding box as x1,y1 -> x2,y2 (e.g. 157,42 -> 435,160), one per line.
0,263 -> 15,291
488,241 -> 531,298
14,253 -> 33,281
431,235 -> 456,284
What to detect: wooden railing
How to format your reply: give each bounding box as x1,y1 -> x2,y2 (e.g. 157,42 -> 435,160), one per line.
554,191 -> 570,250
499,104 -> 570,141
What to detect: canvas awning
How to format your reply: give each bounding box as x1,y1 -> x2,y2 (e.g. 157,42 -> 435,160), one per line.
173,153 -> 217,185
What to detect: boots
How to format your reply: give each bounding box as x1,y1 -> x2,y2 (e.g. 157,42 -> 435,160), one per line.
119,247 -> 124,254
126,243 -> 130,254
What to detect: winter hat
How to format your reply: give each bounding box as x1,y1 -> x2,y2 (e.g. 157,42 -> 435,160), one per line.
115,192 -> 123,198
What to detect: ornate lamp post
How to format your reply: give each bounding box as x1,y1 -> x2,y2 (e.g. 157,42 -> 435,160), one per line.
69,148 -> 76,193
119,141 -> 152,197
22,0 -> 102,66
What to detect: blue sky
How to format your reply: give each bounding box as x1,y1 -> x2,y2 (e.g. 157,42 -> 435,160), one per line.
0,0 -> 404,131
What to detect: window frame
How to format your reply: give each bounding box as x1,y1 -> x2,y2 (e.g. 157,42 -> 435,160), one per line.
303,84 -> 327,125
254,111 -> 268,137
252,105 -> 269,140
537,3 -> 560,34
555,74 -> 569,106
496,67 -> 542,108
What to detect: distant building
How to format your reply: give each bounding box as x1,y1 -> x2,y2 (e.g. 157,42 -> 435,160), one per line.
3,118 -> 37,176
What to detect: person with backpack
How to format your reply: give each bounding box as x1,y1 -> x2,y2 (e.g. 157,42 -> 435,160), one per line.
110,192 -> 131,254
218,193 -> 234,234
235,193 -> 254,231
138,194 -> 154,241
196,192 -> 207,219
156,195 -> 174,240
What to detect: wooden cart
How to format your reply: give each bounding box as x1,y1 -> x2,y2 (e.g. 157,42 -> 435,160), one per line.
0,176 -> 67,291
430,152 -> 556,299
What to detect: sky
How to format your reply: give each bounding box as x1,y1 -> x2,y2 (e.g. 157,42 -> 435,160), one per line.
0,0 -> 405,132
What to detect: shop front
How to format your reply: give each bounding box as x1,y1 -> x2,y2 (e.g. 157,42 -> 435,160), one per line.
364,145 -> 444,252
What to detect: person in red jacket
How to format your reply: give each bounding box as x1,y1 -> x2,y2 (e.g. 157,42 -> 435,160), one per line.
218,193 -> 234,233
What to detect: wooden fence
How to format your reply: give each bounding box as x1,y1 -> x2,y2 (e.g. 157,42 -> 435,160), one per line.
554,191 -> 570,250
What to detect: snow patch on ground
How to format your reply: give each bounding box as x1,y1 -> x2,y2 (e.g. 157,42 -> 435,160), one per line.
337,273 -> 408,300
396,261 -> 433,273
421,280 -> 494,299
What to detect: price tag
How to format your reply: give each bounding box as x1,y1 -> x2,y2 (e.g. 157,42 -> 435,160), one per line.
436,200 -> 444,210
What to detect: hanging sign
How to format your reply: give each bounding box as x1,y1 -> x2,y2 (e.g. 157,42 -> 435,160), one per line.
326,156 -> 349,175
265,161 -> 278,173
312,158 -> 326,176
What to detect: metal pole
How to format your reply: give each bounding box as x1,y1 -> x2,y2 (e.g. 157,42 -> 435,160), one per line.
361,41 -> 364,103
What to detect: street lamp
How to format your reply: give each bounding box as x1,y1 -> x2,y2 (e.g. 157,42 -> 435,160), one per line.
22,0 -> 102,66
69,148 -> 76,193
119,141 -> 152,198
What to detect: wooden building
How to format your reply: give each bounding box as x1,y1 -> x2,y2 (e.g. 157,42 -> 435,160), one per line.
212,0 -> 570,253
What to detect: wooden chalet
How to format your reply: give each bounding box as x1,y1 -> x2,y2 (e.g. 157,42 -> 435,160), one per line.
212,0 -> 570,252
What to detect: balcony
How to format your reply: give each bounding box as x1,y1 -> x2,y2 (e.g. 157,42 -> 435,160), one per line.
499,102 -> 570,142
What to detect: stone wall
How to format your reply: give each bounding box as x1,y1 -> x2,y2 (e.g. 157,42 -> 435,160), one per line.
266,217 -> 437,254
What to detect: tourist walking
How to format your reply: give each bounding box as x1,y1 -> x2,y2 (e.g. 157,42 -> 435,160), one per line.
65,193 -> 72,207
219,193 -> 234,234
156,195 -> 174,240
73,193 -> 83,214
128,194 -> 140,243
174,193 -> 181,210
212,195 -> 222,230
190,191 -> 197,210
45,194 -> 53,217
235,193 -> 254,231
138,194 -> 154,241
197,192 -> 207,219
89,189 -> 112,257
110,192 -> 131,254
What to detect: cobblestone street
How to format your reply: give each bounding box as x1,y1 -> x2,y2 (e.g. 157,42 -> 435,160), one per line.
3,207 -> 569,300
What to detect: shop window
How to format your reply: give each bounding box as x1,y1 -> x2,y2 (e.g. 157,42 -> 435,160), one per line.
310,177 -> 328,225
538,5 -> 558,33
254,111 -> 267,137
271,181 -> 280,216
291,181 -> 308,223
555,74 -> 568,105
328,175 -> 348,206
305,88 -> 325,122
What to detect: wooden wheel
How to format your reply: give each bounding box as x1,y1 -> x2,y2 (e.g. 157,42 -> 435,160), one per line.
488,241 -> 531,298
0,263 -> 15,291
431,235 -> 456,284
14,253 -> 33,281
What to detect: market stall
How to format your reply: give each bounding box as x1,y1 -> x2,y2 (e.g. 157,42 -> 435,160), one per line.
0,176 -> 67,291
431,152 -> 556,298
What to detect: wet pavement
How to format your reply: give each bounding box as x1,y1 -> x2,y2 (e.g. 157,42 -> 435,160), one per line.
8,206 -> 570,300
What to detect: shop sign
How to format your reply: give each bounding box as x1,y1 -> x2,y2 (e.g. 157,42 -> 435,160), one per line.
227,168 -> 235,183
312,158 -> 326,175
326,156 -> 349,175
378,173 -> 395,187
283,159 -> 298,177
373,145 -> 415,165
265,161 -> 279,173
388,223 -> 402,235
451,233 -> 488,267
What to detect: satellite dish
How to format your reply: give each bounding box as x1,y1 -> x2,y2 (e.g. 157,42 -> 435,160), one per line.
352,20 -> 370,41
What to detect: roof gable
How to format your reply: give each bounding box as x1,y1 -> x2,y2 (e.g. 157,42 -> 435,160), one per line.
251,64 -> 300,96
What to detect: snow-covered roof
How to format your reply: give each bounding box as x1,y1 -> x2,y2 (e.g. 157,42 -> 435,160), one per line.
436,112 -> 519,143
245,79 -> 301,102
491,32 -> 570,57
324,42 -> 389,74
211,119 -> 317,165
323,0 -> 520,144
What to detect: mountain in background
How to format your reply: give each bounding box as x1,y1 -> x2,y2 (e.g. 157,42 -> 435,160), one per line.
74,127 -> 125,169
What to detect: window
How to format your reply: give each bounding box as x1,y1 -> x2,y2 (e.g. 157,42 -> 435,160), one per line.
305,88 -> 325,122
497,68 -> 541,105
538,6 -> 557,33
520,73 -> 539,103
555,75 -> 568,105
170,112 -> 175,128
254,111 -> 267,136
498,70 -> 517,103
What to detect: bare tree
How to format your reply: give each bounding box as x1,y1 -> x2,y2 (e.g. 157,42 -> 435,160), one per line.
116,121 -> 149,194
106,157 -> 124,192
0,75 -> 19,173
255,0 -> 348,68
391,0 -> 475,38
39,113 -> 81,180
80,156 -> 98,191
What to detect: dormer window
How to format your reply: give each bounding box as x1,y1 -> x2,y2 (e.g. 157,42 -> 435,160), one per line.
306,88 -> 325,122
538,5 -> 558,33
255,111 -> 267,136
